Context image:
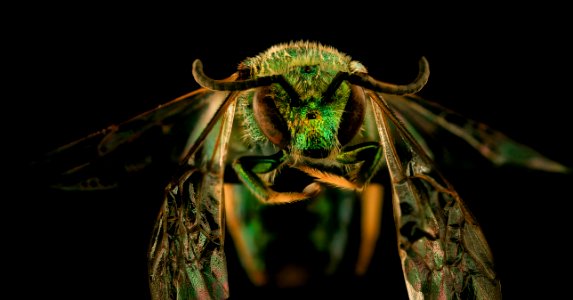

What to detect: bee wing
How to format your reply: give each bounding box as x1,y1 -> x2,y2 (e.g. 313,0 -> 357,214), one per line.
383,93 -> 570,173
31,88 -> 228,190
148,94 -> 238,300
368,91 -> 502,299
32,68 -> 240,299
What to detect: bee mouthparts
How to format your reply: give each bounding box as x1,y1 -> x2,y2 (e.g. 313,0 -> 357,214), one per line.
303,149 -> 331,159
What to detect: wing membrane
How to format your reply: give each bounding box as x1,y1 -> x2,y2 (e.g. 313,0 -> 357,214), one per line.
33,73 -> 240,299
369,91 -> 502,299
31,88 -> 228,190
384,93 -> 570,173
148,96 -> 238,300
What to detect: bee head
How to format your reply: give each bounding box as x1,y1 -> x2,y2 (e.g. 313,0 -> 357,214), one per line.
191,41 -> 429,159
253,79 -> 366,158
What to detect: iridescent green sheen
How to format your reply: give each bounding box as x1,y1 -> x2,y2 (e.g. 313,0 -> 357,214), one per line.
37,40 -> 572,300
238,42 -> 357,155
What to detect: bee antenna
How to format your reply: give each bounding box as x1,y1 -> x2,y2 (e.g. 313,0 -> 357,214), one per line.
346,57 -> 430,95
193,59 -> 281,91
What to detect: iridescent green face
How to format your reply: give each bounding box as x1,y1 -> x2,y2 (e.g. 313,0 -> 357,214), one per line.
240,42 -> 367,158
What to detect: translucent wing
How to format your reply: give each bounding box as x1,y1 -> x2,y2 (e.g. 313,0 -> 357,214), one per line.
148,94 -> 238,300
31,85 -> 238,299
384,93 -> 570,173
30,88 -> 227,191
368,91 -> 502,299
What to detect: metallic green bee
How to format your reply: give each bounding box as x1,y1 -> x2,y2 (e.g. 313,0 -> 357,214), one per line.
36,41 -> 570,299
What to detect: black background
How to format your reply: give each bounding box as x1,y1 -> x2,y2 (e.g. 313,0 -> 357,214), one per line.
9,3 -> 573,299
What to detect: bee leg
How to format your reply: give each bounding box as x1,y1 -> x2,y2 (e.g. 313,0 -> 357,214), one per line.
232,150 -> 321,204
335,142 -> 385,275
336,141 -> 384,186
356,182 -> 384,276
224,183 -> 269,286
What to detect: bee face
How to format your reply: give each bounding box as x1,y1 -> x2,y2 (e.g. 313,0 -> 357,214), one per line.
246,45 -> 366,158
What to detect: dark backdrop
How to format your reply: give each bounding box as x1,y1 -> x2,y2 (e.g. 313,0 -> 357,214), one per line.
10,4 -> 572,299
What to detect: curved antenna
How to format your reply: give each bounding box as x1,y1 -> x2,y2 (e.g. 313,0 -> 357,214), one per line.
193,59 -> 281,91
347,57 -> 430,95
193,57 -> 428,97
192,59 -> 300,102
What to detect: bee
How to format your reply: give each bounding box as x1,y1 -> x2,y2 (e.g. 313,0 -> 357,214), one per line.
34,41 -> 570,299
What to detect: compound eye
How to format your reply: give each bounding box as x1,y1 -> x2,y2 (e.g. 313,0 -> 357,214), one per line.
337,85 -> 366,146
253,87 -> 291,148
